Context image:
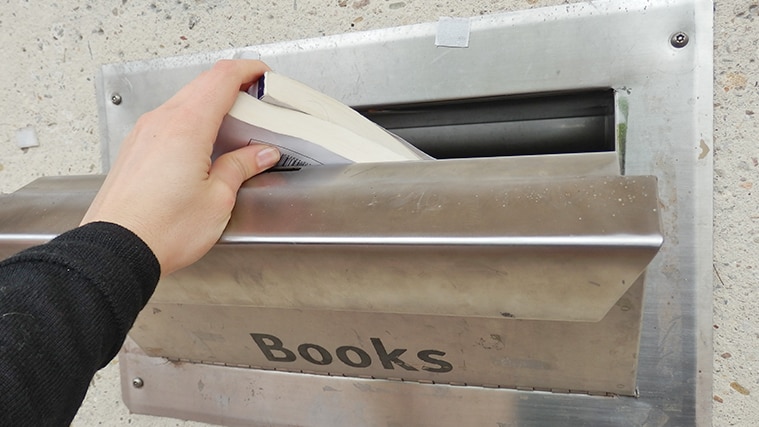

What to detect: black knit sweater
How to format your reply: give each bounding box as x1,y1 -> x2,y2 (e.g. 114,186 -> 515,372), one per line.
0,222 -> 160,426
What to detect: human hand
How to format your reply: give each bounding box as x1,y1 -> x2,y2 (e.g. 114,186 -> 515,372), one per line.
81,60 -> 280,276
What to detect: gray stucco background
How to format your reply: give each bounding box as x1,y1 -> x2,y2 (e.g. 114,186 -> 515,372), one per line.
0,0 -> 754,425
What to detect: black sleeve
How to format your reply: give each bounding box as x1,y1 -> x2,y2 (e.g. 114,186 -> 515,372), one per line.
0,222 -> 161,426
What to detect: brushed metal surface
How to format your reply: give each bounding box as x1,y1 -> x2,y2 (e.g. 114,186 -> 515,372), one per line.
130,275 -> 648,396
143,160 -> 661,322
0,151 -> 659,398
55,0 -> 714,425
119,334 -> 665,427
0,154 -> 659,322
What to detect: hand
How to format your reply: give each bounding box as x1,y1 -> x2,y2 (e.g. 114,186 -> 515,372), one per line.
81,60 -> 281,276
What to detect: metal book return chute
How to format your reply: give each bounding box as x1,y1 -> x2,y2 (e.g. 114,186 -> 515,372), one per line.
0,0 -> 711,425
0,152 -> 661,395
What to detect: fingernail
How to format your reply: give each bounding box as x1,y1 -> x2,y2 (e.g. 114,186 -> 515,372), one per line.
257,147 -> 281,168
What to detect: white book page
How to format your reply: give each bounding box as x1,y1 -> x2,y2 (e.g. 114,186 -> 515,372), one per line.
214,115 -> 351,167
250,72 -> 431,160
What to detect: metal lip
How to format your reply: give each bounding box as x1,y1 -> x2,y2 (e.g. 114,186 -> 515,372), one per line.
0,233 -> 663,247
0,234 -> 57,242
220,234 -> 664,247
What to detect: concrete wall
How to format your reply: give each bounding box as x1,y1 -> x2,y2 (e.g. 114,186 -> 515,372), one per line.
0,0 -> 753,425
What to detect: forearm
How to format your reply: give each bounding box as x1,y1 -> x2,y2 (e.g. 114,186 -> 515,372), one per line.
0,222 -> 160,426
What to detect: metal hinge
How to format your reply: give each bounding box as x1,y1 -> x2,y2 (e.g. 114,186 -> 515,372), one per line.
164,357 -> 619,397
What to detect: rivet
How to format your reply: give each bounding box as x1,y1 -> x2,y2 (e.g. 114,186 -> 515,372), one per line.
111,94 -> 122,105
670,32 -> 689,48
132,377 -> 144,388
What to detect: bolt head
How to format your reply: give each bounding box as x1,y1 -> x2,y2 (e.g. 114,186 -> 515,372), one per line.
111,94 -> 122,105
132,377 -> 144,388
670,32 -> 689,48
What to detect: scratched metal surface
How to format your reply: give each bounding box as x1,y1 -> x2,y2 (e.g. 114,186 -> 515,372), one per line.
93,0 -> 712,425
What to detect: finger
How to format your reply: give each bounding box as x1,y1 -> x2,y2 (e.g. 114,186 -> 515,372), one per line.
210,144 -> 280,191
165,60 -> 270,119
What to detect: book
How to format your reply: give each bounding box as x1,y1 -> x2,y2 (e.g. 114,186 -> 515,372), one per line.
213,71 -> 430,167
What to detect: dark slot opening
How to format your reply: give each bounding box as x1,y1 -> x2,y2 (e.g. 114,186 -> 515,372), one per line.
357,89 -> 615,159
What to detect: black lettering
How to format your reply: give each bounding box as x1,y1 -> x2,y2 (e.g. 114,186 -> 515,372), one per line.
336,346 -> 372,368
370,337 -> 418,371
417,349 -> 453,373
298,343 -> 332,365
250,333 -> 454,373
250,333 -> 296,362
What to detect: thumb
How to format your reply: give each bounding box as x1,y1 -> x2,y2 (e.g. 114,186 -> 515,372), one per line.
210,144 -> 281,191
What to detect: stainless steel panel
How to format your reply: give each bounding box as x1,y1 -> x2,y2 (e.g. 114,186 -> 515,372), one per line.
131,276 -> 647,396
96,0 -> 713,425
146,161 -> 661,322
119,333 -> 665,427
0,154 -> 658,322
0,152 -> 657,398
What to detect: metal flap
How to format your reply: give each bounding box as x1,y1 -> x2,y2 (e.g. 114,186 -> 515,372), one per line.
0,153 -> 661,323
159,156 -> 660,323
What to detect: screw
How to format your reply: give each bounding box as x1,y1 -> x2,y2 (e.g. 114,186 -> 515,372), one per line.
132,377 -> 144,388
111,94 -> 122,105
670,32 -> 689,48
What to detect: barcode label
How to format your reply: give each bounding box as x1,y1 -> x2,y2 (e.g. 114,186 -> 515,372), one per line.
277,153 -> 317,167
